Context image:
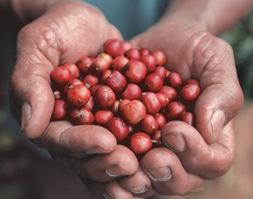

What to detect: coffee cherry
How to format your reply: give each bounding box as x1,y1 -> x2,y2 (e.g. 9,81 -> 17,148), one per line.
139,48 -> 150,56
121,100 -> 146,125
64,79 -> 83,93
168,72 -> 183,88
95,110 -> 113,125
160,86 -> 177,101
142,92 -> 161,114
67,84 -> 91,106
125,60 -> 147,83
51,66 -> 72,85
125,48 -> 141,60
70,107 -> 94,125
95,85 -> 116,108
154,66 -> 167,79
119,99 -> 130,112
130,132 -> 152,155
52,99 -> 67,120
141,114 -> 158,134
166,102 -> 185,120
82,74 -> 99,88
154,113 -> 166,129
141,54 -> 156,72
152,50 -> 166,66
90,84 -> 102,96
145,73 -> 163,92
156,93 -> 169,108
152,130 -> 161,142
104,71 -> 127,93
122,83 -> 142,100
64,63 -> 80,79
77,56 -> 93,72
83,96 -> 94,110
111,56 -> 129,71
101,69 -> 112,82
104,39 -> 125,58
93,53 -> 112,72
107,117 -> 129,142
180,83 -> 201,101
180,112 -> 194,125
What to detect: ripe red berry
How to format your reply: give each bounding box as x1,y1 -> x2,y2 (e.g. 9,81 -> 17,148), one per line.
77,56 -> 93,72
120,100 -> 146,125
95,85 -> 116,108
64,79 -> 83,93
122,83 -> 142,100
180,83 -> 201,101
130,132 -> 152,155
107,117 -> 129,142
70,107 -> 94,125
156,93 -> 169,108
160,86 -> 177,101
154,113 -> 166,129
82,74 -> 99,88
64,63 -> 80,79
125,60 -> 147,83
111,56 -> 129,71
83,96 -> 94,110
145,73 -> 163,92
52,99 -> 67,120
104,39 -> 125,58
90,84 -> 102,96
154,66 -> 167,79
95,110 -> 113,125
180,112 -> 194,125
139,48 -> 150,56
141,92 -> 161,114
101,69 -> 112,82
166,102 -> 185,120
119,99 -> 130,112
50,66 -> 72,85
141,114 -> 158,134
67,84 -> 91,106
125,48 -> 141,60
152,50 -> 166,66
141,54 -> 156,72
104,71 -> 127,93
168,72 -> 183,88
152,130 -> 161,142
93,53 -> 112,73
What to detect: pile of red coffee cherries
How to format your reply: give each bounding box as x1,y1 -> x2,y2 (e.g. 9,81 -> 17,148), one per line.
50,39 -> 201,155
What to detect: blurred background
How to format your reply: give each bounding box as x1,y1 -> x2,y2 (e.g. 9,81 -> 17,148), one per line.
1,2 -> 253,199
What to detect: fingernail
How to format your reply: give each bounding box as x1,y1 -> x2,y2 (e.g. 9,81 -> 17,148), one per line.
105,165 -> 122,178
130,186 -> 147,194
21,102 -> 31,132
164,133 -> 186,152
145,166 -> 172,182
102,193 -> 113,199
210,110 -> 225,141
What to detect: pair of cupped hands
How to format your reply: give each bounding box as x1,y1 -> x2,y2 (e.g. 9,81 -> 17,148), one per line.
11,2 -> 243,199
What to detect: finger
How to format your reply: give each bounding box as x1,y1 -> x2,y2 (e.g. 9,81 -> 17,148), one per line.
81,145 -> 138,182
11,3 -> 122,139
85,180 -> 137,199
38,121 -> 117,158
162,121 -> 235,178
119,168 -> 154,198
141,147 -> 204,196
193,35 -> 243,143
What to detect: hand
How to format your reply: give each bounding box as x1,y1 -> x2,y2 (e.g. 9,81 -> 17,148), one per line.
88,20 -> 243,198
11,2 -> 139,197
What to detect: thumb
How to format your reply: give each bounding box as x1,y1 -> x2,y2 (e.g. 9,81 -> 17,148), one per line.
11,27 -> 57,139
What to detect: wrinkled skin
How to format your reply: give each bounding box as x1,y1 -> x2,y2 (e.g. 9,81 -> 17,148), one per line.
11,2 -> 243,199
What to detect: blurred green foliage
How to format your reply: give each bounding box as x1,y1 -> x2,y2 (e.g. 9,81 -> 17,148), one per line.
223,11 -> 253,100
